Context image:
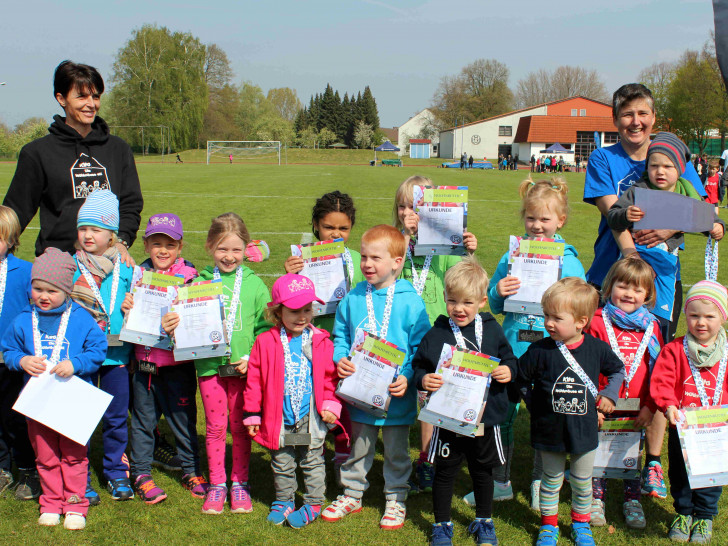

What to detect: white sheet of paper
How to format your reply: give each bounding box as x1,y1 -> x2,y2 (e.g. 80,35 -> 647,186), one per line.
594,430 -> 641,470
13,367 -> 112,445
337,351 -> 396,408
425,367 -> 488,421
299,256 -> 347,306
172,299 -> 225,350
510,256 -> 560,303
681,425 -> 728,476
633,186 -> 715,232
418,205 -> 464,246
124,286 -> 173,336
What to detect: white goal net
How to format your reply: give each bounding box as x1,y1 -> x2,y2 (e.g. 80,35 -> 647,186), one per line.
206,141 -> 281,165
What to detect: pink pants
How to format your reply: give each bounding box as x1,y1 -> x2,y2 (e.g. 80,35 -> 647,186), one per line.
198,374 -> 250,485
27,419 -> 89,516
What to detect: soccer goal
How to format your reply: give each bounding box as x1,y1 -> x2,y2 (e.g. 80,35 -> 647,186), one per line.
206,141 -> 281,165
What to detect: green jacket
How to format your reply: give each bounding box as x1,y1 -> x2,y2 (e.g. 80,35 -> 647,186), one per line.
193,265 -> 271,377
400,254 -> 461,325
313,247 -> 365,334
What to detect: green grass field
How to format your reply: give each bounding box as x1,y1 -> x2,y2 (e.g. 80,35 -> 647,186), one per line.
0,159 -> 725,545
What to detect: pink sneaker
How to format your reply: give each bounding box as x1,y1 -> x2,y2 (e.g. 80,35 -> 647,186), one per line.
202,485 -> 227,515
230,484 -> 253,513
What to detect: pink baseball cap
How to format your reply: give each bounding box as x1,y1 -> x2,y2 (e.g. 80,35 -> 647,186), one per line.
269,273 -> 324,309
144,213 -> 183,240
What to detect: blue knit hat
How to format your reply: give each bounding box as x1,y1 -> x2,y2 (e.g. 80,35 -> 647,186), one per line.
77,189 -> 119,232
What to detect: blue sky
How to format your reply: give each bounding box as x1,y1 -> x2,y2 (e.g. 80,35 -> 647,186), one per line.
0,0 -> 716,130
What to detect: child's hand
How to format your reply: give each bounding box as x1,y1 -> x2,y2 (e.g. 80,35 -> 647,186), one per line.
20,356 -> 46,376
665,405 -> 684,426
634,406 -> 654,429
626,205 -> 644,223
321,410 -> 336,424
496,276 -> 520,297
337,357 -> 355,378
597,410 -> 605,428
234,357 -> 249,375
284,256 -> 304,274
247,425 -> 259,437
121,293 -> 134,314
491,365 -> 512,383
50,360 -> 74,378
402,212 -> 419,237
161,312 -> 180,335
422,373 -> 443,392
596,395 -> 615,414
710,222 -> 724,241
462,231 -> 478,253
389,374 -> 408,397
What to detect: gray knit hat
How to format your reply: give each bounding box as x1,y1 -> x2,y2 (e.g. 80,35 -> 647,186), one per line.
647,132 -> 691,176
32,247 -> 77,295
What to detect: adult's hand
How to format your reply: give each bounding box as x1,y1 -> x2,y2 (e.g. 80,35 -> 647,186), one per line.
632,229 -> 679,248
116,242 -> 136,267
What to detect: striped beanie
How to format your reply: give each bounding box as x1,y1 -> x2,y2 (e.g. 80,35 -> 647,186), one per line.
32,247 -> 77,295
647,132 -> 691,176
685,280 -> 728,321
77,189 -> 119,232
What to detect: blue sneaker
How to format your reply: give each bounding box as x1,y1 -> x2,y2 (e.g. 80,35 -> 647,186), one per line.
286,504 -> 320,529
417,461 -> 434,492
267,501 -> 295,525
536,524 -> 559,546
571,522 -> 595,546
431,522 -> 454,546
107,478 -> 134,501
641,461 -> 667,499
468,518 -> 498,545
85,485 -> 101,506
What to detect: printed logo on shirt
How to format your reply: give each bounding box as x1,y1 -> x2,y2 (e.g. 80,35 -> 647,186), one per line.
615,329 -> 642,368
39,334 -> 71,363
681,369 -> 719,408
551,368 -> 587,415
616,169 -> 642,196
70,153 -> 111,199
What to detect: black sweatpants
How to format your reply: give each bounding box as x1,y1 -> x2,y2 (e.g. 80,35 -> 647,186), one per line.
0,366 -> 35,471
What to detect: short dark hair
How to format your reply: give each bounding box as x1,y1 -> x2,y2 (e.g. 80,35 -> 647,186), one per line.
612,83 -> 654,119
53,60 -> 105,98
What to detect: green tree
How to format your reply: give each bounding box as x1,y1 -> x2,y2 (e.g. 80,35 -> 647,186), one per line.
353,120 -> 374,149
318,127 -> 337,148
361,86 -> 380,130
267,88 -> 303,122
200,43 -> 239,144
638,61 -> 677,132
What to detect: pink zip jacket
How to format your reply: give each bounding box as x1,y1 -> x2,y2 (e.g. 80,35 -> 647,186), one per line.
243,324 -> 343,450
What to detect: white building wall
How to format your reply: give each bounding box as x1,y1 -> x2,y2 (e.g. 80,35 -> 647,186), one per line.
398,109 -> 439,149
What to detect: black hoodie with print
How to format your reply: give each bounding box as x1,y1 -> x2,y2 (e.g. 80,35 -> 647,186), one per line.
4,115 -> 143,256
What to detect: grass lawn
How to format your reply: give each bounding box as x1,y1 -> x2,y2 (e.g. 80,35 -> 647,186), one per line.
0,159 -> 725,544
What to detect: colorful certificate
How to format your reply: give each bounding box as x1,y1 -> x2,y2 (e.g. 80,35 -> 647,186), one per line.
413,185 -> 468,256
504,236 -> 565,315
291,238 -> 348,316
336,330 -> 405,418
419,344 -> 499,437
677,405 -> 728,488
593,418 -> 643,479
168,280 -> 228,361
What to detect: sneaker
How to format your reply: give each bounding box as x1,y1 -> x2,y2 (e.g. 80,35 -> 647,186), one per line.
38,512 -> 61,526
431,522 -> 454,546
107,478 -> 134,501
379,500 -> 406,530
590,498 -> 606,527
202,485 -> 227,515
287,504 -> 321,529
641,461 -> 667,499
321,495 -> 362,522
468,518 -> 498,545
230,483 -> 252,513
417,461 -> 434,492
536,524 -> 559,546
0,469 -> 14,495
152,437 -> 182,472
15,468 -> 41,500
668,514 -> 692,542
181,474 -> 209,498
623,499 -> 646,529
690,518 -> 713,544
530,480 -> 541,512
133,475 -> 166,505
571,522 -> 595,546
267,500 -> 295,525
85,485 -> 101,506
493,481 -> 514,501
64,512 -> 86,530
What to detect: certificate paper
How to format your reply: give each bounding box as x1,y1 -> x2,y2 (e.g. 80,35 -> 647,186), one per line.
633,187 -> 715,233
291,238 -> 348,316
336,331 -> 405,418
413,186 -> 468,256
677,405 -> 728,488
169,281 -> 228,361
419,345 -> 499,436
504,236 -> 565,315
593,418 -> 643,479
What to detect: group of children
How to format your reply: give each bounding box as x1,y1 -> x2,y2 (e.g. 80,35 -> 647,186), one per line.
0,129 -> 726,545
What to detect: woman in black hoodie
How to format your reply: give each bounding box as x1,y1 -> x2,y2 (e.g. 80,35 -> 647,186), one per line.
3,61 -> 143,261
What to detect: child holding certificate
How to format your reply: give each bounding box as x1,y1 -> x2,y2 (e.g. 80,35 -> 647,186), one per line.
486,177 -> 585,507
2,248 -> 107,529
165,212 -> 270,515
412,257 -> 517,546
70,190 -> 135,504
518,278 -> 624,546
650,281 -> 728,544
122,213 -> 209,504
585,257 -> 663,529
244,274 -> 342,528
322,225 -> 430,530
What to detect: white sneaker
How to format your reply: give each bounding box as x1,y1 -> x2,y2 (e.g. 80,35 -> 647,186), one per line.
590,498 -> 606,527
379,500 -> 406,530
321,495 -> 362,522
493,480 -> 514,501
64,512 -> 86,530
38,513 -> 61,526
530,480 -> 541,512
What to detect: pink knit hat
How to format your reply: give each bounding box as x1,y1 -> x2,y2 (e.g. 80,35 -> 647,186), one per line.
32,248 -> 77,294
269,273 -> 324,309
685,280 -> 728,321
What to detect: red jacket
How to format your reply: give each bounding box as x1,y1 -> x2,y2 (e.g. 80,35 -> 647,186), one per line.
650,336 -> 728,414
243,325 -> 342,450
